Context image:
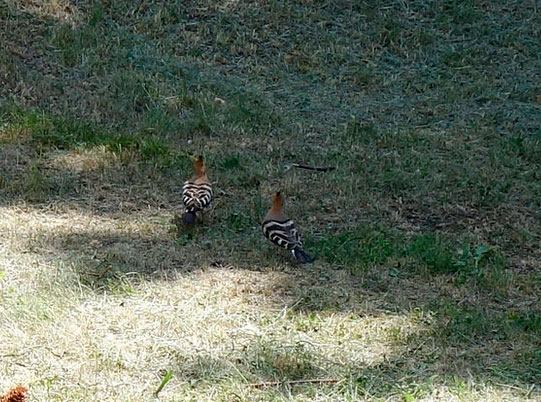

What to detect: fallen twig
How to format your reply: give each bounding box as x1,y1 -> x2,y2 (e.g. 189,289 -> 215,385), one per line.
250,378 -> 340,388
95,265 -> 112,281
291,163 -> 336,172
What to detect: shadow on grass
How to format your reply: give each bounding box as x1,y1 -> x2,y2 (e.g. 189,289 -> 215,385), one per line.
0,110 -> 539,399
158,298 -> 540,399
12,222 -> 536,399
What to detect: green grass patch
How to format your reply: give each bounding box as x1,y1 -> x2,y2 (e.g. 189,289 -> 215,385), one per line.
309,227 -> 394,270
0,105 -> 177,162
404,234 -> 457,273
311,228 -> 510,285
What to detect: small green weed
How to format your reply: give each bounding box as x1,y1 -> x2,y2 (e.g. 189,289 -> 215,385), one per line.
403,234 -> 457,273
225,212 -> 252,233
220,155 -> 242,170
24,162 -> 51,200
154,370 -> 174,397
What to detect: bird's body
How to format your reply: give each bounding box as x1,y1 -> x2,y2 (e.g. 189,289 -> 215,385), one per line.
182,156 -> 212,224
262,192 -> 313,264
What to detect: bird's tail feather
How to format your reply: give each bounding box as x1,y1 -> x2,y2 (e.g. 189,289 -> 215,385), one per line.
182,211 -> 196,225
293,247 -> 313,264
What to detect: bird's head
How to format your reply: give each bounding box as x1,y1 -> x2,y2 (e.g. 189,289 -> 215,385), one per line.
272,191 -> 284,211
194,155 -> 206,176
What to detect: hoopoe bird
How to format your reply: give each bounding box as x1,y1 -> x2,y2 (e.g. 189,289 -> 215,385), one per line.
0,386 -> 28,402
182,155 -> 212,224
262,191 -> 313,264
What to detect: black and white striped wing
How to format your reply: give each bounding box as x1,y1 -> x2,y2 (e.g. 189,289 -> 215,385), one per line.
182,181 -> 212,212
262,219 -> 302,251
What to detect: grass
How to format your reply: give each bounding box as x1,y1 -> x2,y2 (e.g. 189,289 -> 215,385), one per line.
1,0 -> 540,400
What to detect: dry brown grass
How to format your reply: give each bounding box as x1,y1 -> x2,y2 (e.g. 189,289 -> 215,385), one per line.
7,0 -> 82,24
1,192 -> 539,400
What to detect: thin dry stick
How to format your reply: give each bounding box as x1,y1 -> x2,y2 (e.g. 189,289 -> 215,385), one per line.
95,265 -> 112,281
250,378 -> 339,388
291,163 -> 336,172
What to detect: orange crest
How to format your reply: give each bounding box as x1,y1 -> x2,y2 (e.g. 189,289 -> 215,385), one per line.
194,156 -> 206,177
271,191 -> 284,212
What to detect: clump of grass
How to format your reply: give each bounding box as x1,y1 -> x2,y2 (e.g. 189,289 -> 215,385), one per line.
311,228 -> 510,288
23,161 -> 52,200
0,105 -> 176,163
309,227 -> 394,270
404,234 -> 457,273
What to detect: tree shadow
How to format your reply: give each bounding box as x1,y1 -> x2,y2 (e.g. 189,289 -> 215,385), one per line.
155,303 -> 540,399
1,124 -> 539,400
283,266 -> 540,398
